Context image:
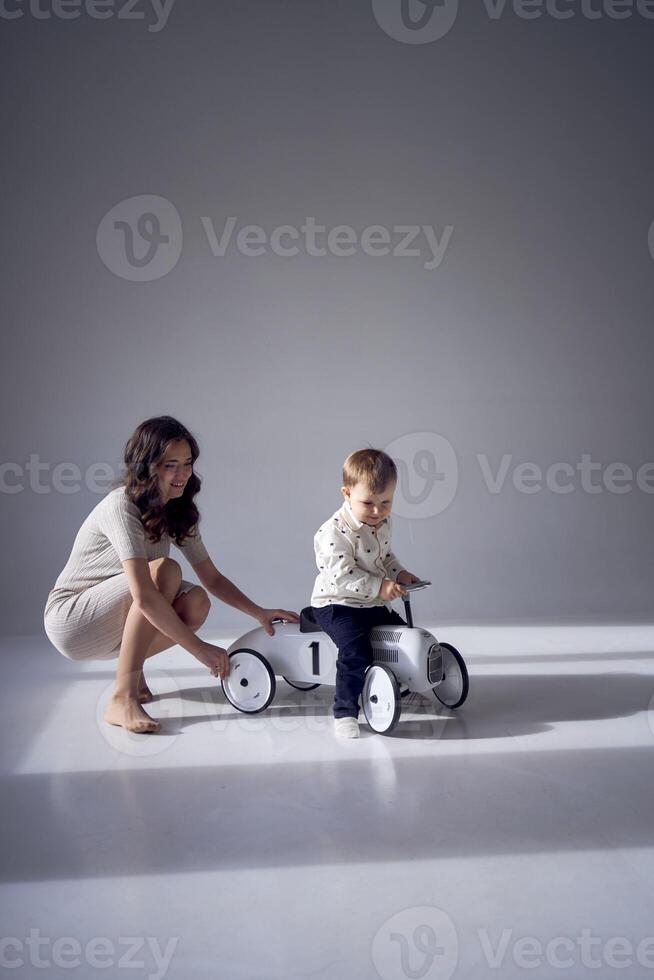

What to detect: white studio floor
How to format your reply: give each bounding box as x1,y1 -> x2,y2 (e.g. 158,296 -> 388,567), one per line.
2,624 -> 654,980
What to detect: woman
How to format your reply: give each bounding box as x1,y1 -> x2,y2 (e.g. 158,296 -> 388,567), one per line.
43,416 -> 299,734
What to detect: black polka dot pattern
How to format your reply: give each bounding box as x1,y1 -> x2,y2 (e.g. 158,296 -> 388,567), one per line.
312,505 -> 404,609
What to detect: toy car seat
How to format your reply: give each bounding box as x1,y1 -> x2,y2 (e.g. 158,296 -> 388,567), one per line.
299,606 -> 322,633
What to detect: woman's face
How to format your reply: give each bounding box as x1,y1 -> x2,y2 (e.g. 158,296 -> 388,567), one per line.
156,439 -> 193,504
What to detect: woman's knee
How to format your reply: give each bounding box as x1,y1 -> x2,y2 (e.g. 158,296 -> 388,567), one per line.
148,557 -> 182,594
174,586 -> 210,628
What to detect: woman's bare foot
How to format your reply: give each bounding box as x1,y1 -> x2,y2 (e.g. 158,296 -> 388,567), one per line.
138,673 -> 154,703
104,695 -> 160,734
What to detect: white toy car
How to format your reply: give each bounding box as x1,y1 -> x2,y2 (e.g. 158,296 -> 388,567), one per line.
222,583 -> 469,734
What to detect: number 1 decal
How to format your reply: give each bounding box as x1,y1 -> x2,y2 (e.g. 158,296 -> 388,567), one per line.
309,641 -> 320,676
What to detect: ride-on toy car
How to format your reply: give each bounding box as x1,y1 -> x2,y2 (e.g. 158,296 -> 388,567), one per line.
222,582 -> 469,735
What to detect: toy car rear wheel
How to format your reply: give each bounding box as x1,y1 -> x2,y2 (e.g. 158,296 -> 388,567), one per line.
362,664 -> 401,735
433,642 -> 469,709
222,648 -> 276,714
283,677 -> 321,691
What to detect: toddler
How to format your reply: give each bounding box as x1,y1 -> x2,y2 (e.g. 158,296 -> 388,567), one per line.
310,448 -> 421,738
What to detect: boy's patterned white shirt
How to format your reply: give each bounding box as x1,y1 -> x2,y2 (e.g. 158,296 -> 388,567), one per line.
310,499 -> 406,608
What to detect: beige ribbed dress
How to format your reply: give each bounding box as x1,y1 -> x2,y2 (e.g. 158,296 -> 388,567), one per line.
43,486 -> 209,661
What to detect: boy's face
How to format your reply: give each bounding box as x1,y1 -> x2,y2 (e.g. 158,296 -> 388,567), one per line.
342,480 -> 396,527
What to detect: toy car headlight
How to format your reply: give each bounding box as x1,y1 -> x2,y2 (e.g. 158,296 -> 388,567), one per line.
427,643 -> 443,684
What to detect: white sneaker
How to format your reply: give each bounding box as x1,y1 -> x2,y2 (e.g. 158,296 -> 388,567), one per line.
334,717 -> 360,739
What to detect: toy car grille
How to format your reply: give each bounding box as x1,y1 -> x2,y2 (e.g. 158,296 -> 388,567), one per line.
374,629 -> 404,643
373,649 -> 399,664
428,644 -> 443,683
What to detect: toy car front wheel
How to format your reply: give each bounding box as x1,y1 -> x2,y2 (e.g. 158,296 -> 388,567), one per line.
362,664 -> 401,735
222,648 -> 276,714
283,677 -> 321,691
433,642 -> 469,709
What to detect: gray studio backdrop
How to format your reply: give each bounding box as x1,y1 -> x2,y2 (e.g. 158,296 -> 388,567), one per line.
2,0 -> 653,636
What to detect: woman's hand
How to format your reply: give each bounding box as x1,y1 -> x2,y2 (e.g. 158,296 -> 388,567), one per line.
397,570 -> 422,585
257,607 -> 301,637
193,640 -> 230,679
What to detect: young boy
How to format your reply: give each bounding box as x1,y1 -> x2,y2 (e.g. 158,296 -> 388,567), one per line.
310,448 -> 421,738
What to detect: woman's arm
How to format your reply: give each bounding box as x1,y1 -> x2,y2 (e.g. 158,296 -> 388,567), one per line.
122,558 -> 206,656
196,559 -> 262,617
193,557 -> 299,635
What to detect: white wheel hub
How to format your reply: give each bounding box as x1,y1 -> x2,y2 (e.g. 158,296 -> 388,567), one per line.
222,649 -> 275,713
362,664 -> 401,734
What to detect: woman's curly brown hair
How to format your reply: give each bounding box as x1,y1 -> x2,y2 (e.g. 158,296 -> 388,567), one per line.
111,416 -> 203,548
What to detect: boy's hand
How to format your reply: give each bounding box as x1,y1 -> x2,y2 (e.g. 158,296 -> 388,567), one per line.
397,570 -> 422,585
380,578 -> 408,601
257,607 -> 301,636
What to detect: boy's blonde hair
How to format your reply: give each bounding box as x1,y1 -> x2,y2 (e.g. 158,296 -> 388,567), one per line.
343,448 -> 397,494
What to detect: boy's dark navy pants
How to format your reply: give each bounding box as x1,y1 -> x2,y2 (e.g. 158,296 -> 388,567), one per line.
310,603 -> 406,719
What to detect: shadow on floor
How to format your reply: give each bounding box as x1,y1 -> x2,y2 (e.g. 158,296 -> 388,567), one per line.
2,740 -> 654,883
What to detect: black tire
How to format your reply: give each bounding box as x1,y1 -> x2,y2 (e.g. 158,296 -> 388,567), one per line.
283,677 -> 321,691
433,641 -> 469,709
